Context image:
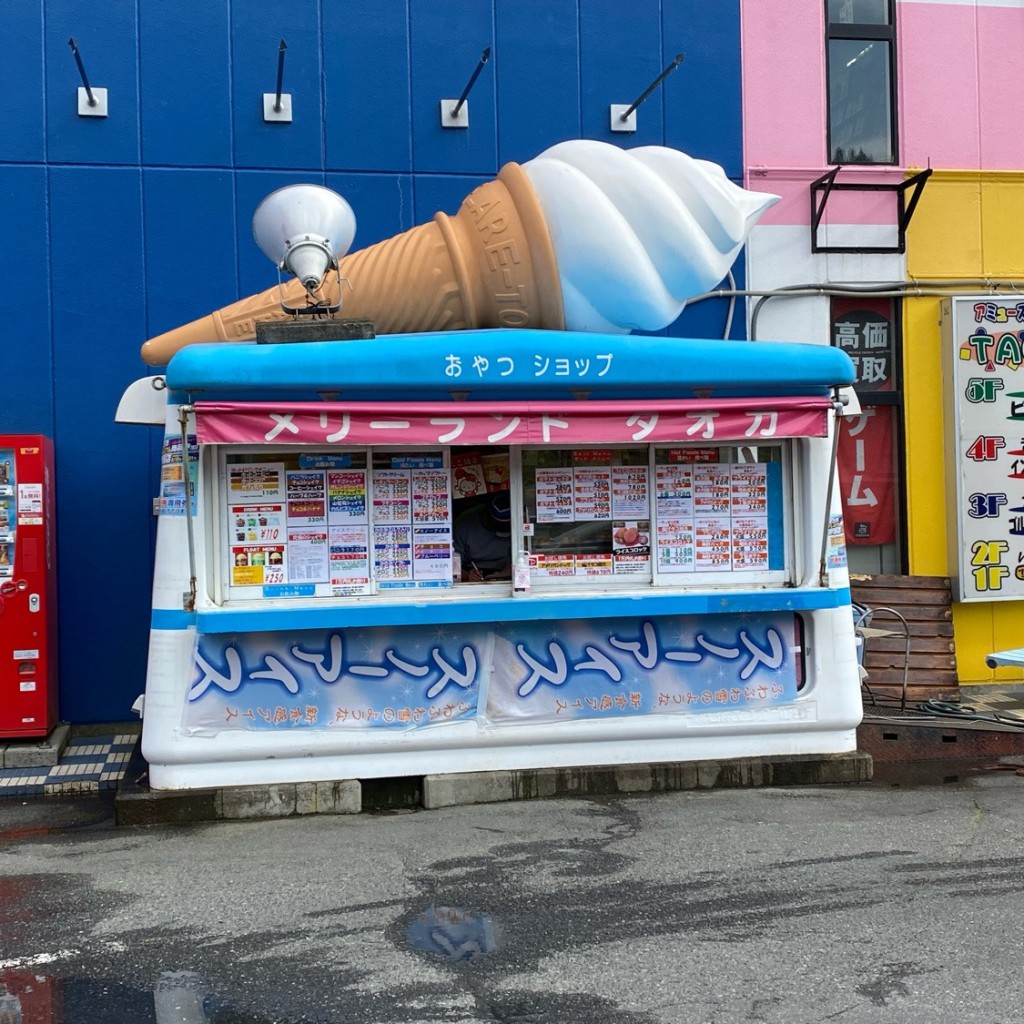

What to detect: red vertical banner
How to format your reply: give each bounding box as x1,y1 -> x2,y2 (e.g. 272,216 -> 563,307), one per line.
837,406 -> 897,545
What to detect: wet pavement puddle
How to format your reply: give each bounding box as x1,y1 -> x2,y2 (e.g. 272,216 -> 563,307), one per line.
0,904 -> 499,1023
405,905 -> 498,962
1,968 -> 296,1023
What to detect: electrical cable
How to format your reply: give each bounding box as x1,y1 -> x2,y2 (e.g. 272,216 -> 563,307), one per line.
862,697 -> 1024,729
685,277 -> 1024,340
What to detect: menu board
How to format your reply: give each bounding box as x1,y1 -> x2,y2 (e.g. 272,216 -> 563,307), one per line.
372,468 -> 453,589
573,466 -> 612,521
655,458 -> 771,574
536,468 -> 574,522
330,524 -> 371,592
228,462 -> 288,588
373,524 -> 413,583
411,469 -> 453,582
532,463 -> 651,577
225,461 -> 453,596
612,467 -> 650,518
327,470 -> 372,594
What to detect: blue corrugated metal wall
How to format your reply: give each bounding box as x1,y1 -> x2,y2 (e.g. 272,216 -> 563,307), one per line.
1,0 -> 742,722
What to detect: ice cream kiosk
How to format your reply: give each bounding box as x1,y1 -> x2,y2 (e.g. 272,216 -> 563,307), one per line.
121,142 -> 863,790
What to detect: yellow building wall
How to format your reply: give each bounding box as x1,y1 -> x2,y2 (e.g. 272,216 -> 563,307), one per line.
904,170 -> 1024,684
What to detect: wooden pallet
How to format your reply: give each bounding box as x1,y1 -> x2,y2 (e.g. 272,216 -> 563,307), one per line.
849,574 -> 959,705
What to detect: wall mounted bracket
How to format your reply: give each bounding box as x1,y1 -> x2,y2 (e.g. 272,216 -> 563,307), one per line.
263,39 -> 292,123
441,47 -> 491,129
610,52 -> 683,133
68,37 -> 108,117
810,165 -> 933,254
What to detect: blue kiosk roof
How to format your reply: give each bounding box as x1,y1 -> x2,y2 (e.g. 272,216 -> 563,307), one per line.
166,329 -> 855,401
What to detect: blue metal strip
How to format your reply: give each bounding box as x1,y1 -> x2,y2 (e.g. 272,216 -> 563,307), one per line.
196,586 -> 852,634
150,608 -> 196,630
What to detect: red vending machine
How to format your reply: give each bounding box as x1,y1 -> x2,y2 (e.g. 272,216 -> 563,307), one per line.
0,435 -> 59,738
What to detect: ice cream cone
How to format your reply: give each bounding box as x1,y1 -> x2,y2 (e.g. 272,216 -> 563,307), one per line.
140,162 -> 564,366
140,141 -> 781,365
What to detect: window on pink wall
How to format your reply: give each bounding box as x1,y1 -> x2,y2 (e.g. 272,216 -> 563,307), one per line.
826,0 -> 897,165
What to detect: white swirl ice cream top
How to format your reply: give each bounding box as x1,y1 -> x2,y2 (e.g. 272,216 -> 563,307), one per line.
522,140 -> 780,334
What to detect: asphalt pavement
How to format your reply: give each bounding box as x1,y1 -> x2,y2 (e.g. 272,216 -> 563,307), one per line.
3,769 -> 1024,1023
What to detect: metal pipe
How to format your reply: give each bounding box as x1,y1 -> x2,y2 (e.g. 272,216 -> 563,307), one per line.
818,398 -> 845,587
68,37 -> 96,107
620,52 -> 684,122
723,270 -> 737,339
451,47 -> 490,119
682,279 -> 1024,340
178,405 -> 198,613
274,39 -> 287,113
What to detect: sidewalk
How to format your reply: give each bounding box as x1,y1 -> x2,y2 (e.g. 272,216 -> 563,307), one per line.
4,686 -> 1024,818
0,725 -> 138,799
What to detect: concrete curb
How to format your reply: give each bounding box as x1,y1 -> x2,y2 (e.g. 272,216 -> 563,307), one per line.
423,751 -> 872,809
114,751 -> 871,825
116,775 -> 362,826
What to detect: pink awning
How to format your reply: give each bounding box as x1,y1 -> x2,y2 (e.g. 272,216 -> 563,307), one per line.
193,397 -> 833,447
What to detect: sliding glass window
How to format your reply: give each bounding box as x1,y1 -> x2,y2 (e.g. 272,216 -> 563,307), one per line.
826,0 -> 897,165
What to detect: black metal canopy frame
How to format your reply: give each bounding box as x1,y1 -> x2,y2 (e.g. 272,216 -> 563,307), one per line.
810,166 -> 933,254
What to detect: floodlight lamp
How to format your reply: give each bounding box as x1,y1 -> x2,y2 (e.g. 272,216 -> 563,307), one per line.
252,185 -> 356,309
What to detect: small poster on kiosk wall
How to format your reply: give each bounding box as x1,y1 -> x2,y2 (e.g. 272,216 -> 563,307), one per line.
536,468 -> 574,522
159,435 -> 199,516
612,466 -> 650,518
229,462 -> 285,502
612,521 -> 650,574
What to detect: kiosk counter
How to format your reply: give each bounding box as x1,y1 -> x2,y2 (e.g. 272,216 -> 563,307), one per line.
129,328 -> 860,790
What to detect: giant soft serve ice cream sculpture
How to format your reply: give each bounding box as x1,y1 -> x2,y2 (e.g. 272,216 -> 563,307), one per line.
139,141 -> 779,365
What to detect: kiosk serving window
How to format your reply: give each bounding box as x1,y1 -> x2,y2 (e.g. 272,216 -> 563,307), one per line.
211,440 -> 792,603
523,444 -> 788,587
524,447 -> 652,581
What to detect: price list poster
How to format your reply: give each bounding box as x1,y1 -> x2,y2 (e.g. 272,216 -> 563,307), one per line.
655,459 -> 772,574
285,470 -> 330,584
372,469 -> 413,585
655,463 -> 695,573
730,463 -> 770,570
226,462 -> 287,587
612,466 -> 651,575
411,468 -> 453,583
328,469 -> 371,595
532,467 -> 573,576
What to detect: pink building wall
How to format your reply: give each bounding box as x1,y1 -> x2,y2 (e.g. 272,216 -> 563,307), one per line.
742,0 -> 1024,224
